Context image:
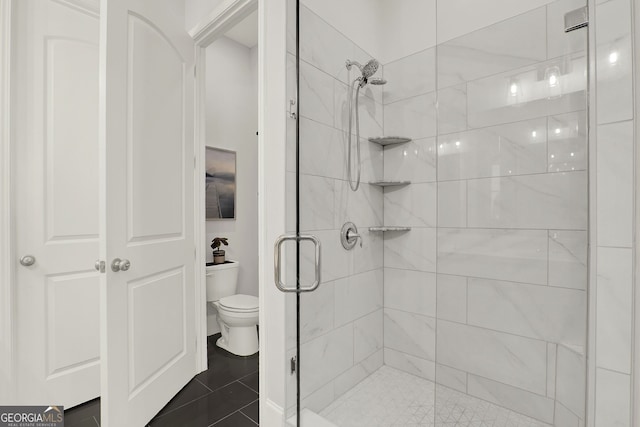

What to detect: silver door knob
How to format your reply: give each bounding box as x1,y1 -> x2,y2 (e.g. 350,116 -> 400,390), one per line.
20,255 -> 36,267
111,258 -> 131,272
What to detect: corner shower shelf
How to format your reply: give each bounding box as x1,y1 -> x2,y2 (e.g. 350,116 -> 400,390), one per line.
368,136 -> 412,146
369,226 -> 412,232
369,180 -> 411,187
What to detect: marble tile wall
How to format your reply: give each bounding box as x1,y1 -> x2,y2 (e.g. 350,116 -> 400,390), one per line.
592,0 -> 635,425
286,0 -> 635,425
381,0 -> 589,425
284,4 -> 385,416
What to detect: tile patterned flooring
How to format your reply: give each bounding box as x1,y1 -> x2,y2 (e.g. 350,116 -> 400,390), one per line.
64,334 -> 259,427
64,349 -> 550,427
320,366 -> 551,427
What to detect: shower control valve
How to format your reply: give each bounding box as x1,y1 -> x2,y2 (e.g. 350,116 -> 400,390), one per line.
341,222 -> 362,250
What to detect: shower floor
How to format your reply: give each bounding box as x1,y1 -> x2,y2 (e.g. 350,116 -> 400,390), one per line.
319,366 -> 551,427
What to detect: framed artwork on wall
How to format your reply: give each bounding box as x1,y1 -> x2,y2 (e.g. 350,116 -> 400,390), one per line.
205,147 -> 236,219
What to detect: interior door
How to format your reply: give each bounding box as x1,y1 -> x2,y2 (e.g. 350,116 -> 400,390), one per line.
99,0 -> 196,425
13,0 -> 101,408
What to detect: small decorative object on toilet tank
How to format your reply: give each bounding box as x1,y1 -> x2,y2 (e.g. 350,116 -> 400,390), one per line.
211,237 -> 229,264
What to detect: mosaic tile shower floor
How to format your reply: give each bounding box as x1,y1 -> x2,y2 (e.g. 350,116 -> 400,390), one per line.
319,366 -> 551,427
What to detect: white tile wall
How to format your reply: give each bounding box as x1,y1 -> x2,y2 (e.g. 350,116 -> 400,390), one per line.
594,368 -> 631,427
383,48 -> 436,105
436,274 -> 467,324
548,230 -> 588,290
593,0 -> 636,423
555,345 -> 586,417
437,118 -> 548,181
289,0 -> 615,424
437,320 -> 548,395
466,172 -> 587,230
383,93 -> 437,139
381,2 -> 590,422
437,228 -> 548,285
383,308 -> 436,361
383,183 -> 436,227
467,278 -> 586,345
290,6 -> 387,414
383,268 -> 436,317
384,228 -> 437,272
596,121 -> 634,247
594,0 -> 633,125
596,247 -> 633,374
383,137 -> 437,183
437,180 -> 467,228
466,374 -> 555,424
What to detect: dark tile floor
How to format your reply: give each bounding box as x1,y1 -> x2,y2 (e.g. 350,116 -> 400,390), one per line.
64,334 -> 259,427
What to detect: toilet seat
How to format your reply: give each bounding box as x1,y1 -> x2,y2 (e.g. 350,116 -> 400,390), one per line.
218,294 -> 258,313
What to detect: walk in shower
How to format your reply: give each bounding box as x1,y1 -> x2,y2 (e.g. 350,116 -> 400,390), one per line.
284,0 -> 589,425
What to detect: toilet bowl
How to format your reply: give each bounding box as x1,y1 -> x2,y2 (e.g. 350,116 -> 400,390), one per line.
206,261 -> 259,356
213,294 -> 259,356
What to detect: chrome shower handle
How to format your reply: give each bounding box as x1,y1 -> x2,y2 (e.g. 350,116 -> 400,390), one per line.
347,230 -> 362,247
341,222 -> 362,250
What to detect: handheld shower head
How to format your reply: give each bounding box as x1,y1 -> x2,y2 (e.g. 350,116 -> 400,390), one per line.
346,58 -> 380,79
360,59 -> 380,79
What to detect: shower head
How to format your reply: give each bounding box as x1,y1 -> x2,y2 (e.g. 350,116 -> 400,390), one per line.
360,59 -> 380,79
346,58 -> 380,79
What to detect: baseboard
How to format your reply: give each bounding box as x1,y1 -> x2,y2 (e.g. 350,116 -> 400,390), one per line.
262,398 -> 284,427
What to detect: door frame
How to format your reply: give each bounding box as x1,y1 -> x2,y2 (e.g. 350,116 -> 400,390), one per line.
0,0 -> 14,402
190,0 -> 289,423
189,0 -> 258,377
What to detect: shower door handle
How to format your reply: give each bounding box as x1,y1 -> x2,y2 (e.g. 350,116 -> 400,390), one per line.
274,234 -> 321,293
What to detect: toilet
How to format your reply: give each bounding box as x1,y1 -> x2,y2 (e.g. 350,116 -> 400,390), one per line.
206,261 -> 259,356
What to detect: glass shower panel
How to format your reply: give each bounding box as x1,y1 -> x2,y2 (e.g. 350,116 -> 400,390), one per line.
284,0 -> 589,426
433,0 -> 588,426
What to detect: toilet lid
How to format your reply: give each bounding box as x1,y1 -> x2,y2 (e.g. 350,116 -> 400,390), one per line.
219,294 -> 258,312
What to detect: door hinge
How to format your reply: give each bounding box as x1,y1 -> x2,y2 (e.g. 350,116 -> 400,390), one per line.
290,355 -> 297,374
288,99 -> 297,119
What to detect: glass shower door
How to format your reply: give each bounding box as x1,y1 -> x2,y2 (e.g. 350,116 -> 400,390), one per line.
281,0 -> 590,426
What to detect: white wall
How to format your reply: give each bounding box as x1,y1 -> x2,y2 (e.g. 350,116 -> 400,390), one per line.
205,36 -> 258,334
185,0 -> 225,31
301,0 -> 382,59
302,0 -> 560,64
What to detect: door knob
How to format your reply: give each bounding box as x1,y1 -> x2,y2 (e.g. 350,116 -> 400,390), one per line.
95,260 -> 106,273
19,255 -> 36,267
111,258 -> 131,272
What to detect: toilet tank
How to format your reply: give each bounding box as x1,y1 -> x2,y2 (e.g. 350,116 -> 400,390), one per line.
206,260 -> 239,302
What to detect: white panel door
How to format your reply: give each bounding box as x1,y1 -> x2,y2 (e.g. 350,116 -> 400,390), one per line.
13,0 -> 101,409
99,0 -> 196,425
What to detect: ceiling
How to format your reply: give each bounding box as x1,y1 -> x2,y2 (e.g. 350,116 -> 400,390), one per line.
224,10 -> 258,48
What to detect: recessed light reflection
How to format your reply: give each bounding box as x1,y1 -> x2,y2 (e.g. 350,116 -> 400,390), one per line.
555,128 -> 561,135
455,141 -> 461,147
531,131 -> 537,138
509,83 -> 518,96
609,51 -> 619,65
551,154 -> 555,159
439,144 -> 443,149
570,152 -> 575,157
